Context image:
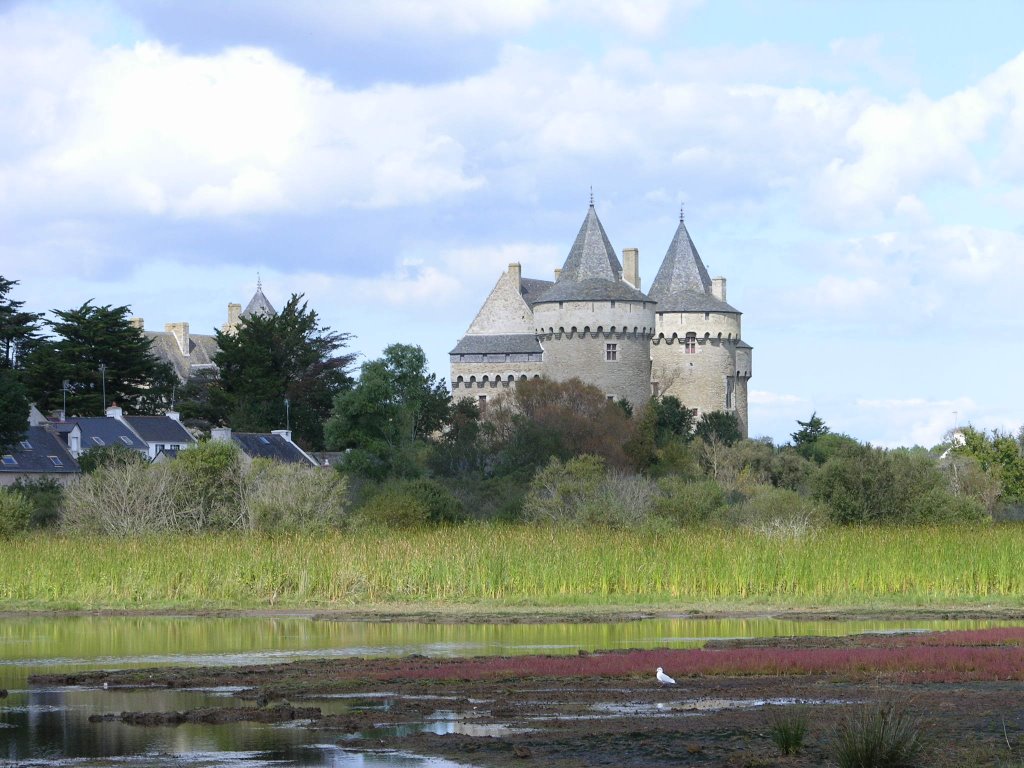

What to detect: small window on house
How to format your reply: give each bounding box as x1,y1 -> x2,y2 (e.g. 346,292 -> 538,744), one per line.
119,436 -> 133,445
684,333 -> 697,354
48,456 -> 63,467
91,436 -> 104,445
20,440 -> 32,450
259,436 -> 271,444
605,343 -> 617,361
1,455 -> 17,466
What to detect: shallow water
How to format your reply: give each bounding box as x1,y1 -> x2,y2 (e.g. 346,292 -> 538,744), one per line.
0,614 -> 1019,766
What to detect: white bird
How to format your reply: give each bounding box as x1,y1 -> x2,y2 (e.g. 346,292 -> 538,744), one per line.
656,667 -> 676,685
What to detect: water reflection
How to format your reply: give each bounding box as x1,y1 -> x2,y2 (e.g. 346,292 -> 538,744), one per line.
1,614 -> 1021,766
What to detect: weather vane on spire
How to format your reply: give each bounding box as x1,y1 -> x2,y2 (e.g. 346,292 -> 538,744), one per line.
680,202 -> 685,223
257,272 -> 262,291
589,186 -> 594,206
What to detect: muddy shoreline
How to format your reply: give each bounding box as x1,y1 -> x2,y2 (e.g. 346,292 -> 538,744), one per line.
6,604 -> 1024,623
31,628 -> 1024,767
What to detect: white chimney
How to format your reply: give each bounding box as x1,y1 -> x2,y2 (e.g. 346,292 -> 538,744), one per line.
106,405 -> 125,422
622,248 -> 640,290
166,410 -> 181,422
711,277 -> 727,301
272,429 -> 293,443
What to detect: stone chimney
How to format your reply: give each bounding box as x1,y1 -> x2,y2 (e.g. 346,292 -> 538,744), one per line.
508,262 -> 521,290
272,428 -> 293,443
711,277 -> 727,301
130,317 -> 144,330
222,303 -> 242,335
622,248 -> 640,290
554,268 -> 562,281
165,322 -> 190,356
211,427 -> 232,442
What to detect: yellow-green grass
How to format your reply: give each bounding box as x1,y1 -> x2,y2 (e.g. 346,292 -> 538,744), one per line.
2,524 -> 1023,611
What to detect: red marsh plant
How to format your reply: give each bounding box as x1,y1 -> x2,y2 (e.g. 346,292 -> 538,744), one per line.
371,638 -> 1024,684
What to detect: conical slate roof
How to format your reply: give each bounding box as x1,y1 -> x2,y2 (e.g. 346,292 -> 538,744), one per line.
535,204 -> 650,304
649,218 -> 738,313
559,203 -> 622,283
241,286 -> 277,320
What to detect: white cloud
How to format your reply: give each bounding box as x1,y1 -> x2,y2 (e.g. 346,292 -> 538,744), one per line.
749,391 -> 807,406
855,396 -> 977,448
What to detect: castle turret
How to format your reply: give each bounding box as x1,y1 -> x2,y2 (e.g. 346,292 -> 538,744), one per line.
648,211 -> 752,436
531,203 -> 656,408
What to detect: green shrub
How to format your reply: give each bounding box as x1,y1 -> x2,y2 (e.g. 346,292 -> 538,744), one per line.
731,486 -> 826,535
11,478 -> 63,528
61,461 -> 179,535
832,703 -> 926,768
0,488 -> 33,537
170,440 -> 246,529
355,478 -> 464,527
245,460 -> 348,532
769,705 -> 809,755
522,456 -> 657,526
654,478 -> 727,525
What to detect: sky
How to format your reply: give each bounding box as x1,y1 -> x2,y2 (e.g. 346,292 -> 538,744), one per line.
2,0 -> 1023,448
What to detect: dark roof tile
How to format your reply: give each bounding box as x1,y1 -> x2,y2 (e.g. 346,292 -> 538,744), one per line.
123,416 -> 195,444
450,334 -> 543,355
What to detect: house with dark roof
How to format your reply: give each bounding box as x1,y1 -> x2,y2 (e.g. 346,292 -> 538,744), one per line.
104,406 -> 196,459
0,426 -> 81,486
210,427 -> 319,467
51,417 -> 149,460
451,201 -> 754,436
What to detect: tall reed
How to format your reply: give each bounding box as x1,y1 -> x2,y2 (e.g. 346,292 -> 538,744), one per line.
1,524 -> 1022,609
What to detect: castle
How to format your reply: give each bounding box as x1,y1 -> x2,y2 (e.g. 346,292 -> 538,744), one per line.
132,283 -> 277,383
450,202 -> 753,436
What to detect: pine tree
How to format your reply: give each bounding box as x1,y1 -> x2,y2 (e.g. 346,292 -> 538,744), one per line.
212,294 -> 355,449
0,367 -> 30,451
22,302 -> 176,416
0,276 -> 43,369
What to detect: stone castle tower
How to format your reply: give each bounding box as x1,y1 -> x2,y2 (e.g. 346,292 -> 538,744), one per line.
450,203 -> 753,435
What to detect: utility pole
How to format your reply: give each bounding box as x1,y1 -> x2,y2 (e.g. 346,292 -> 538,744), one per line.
284,397 -> 291,431
99,363 -> 107,413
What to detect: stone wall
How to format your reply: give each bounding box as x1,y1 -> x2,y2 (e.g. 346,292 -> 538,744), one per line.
539,330 -> 653,408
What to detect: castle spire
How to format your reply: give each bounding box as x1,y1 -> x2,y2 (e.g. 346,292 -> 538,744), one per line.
648,207 -> 716,308
589,186 -> 594,207
556,202 -> 621,283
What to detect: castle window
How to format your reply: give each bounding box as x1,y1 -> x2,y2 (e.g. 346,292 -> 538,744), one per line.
610,301 -> 616,308
684,333 -> 697,354
725,377 -> 735,409
704,312 -> 710,320
607,395 -> 615,401
478,395 -> 487,412
605,343 -> 618,361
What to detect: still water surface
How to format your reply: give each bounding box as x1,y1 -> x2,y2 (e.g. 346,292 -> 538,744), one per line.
1,615 -> 1018,766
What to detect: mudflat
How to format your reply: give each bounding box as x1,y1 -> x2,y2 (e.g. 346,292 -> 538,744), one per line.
32,627 -> 1024,767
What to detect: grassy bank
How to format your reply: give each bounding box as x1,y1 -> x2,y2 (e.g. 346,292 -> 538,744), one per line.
2,524 -> 1024,610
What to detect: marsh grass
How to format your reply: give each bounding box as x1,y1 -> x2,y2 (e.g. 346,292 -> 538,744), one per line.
832,702 -> 927,768
1,523 -> 1023,609
769,705 -> 809,755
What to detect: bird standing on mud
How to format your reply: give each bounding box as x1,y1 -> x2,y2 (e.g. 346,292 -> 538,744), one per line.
656,667 -> 676,685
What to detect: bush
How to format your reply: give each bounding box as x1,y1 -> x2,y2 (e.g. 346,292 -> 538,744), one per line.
354,478 -> 464,527
522,456 -> 658,526
11,478 -> 63,528
814,446 -> 982,524
245,460 -> 348,532
61,461 -> 179,535
654,478 -> 728,525
832,703 -> 926,768
731,486 -> 826,536
0,488 -> 33,537
169,440 -> 247,529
